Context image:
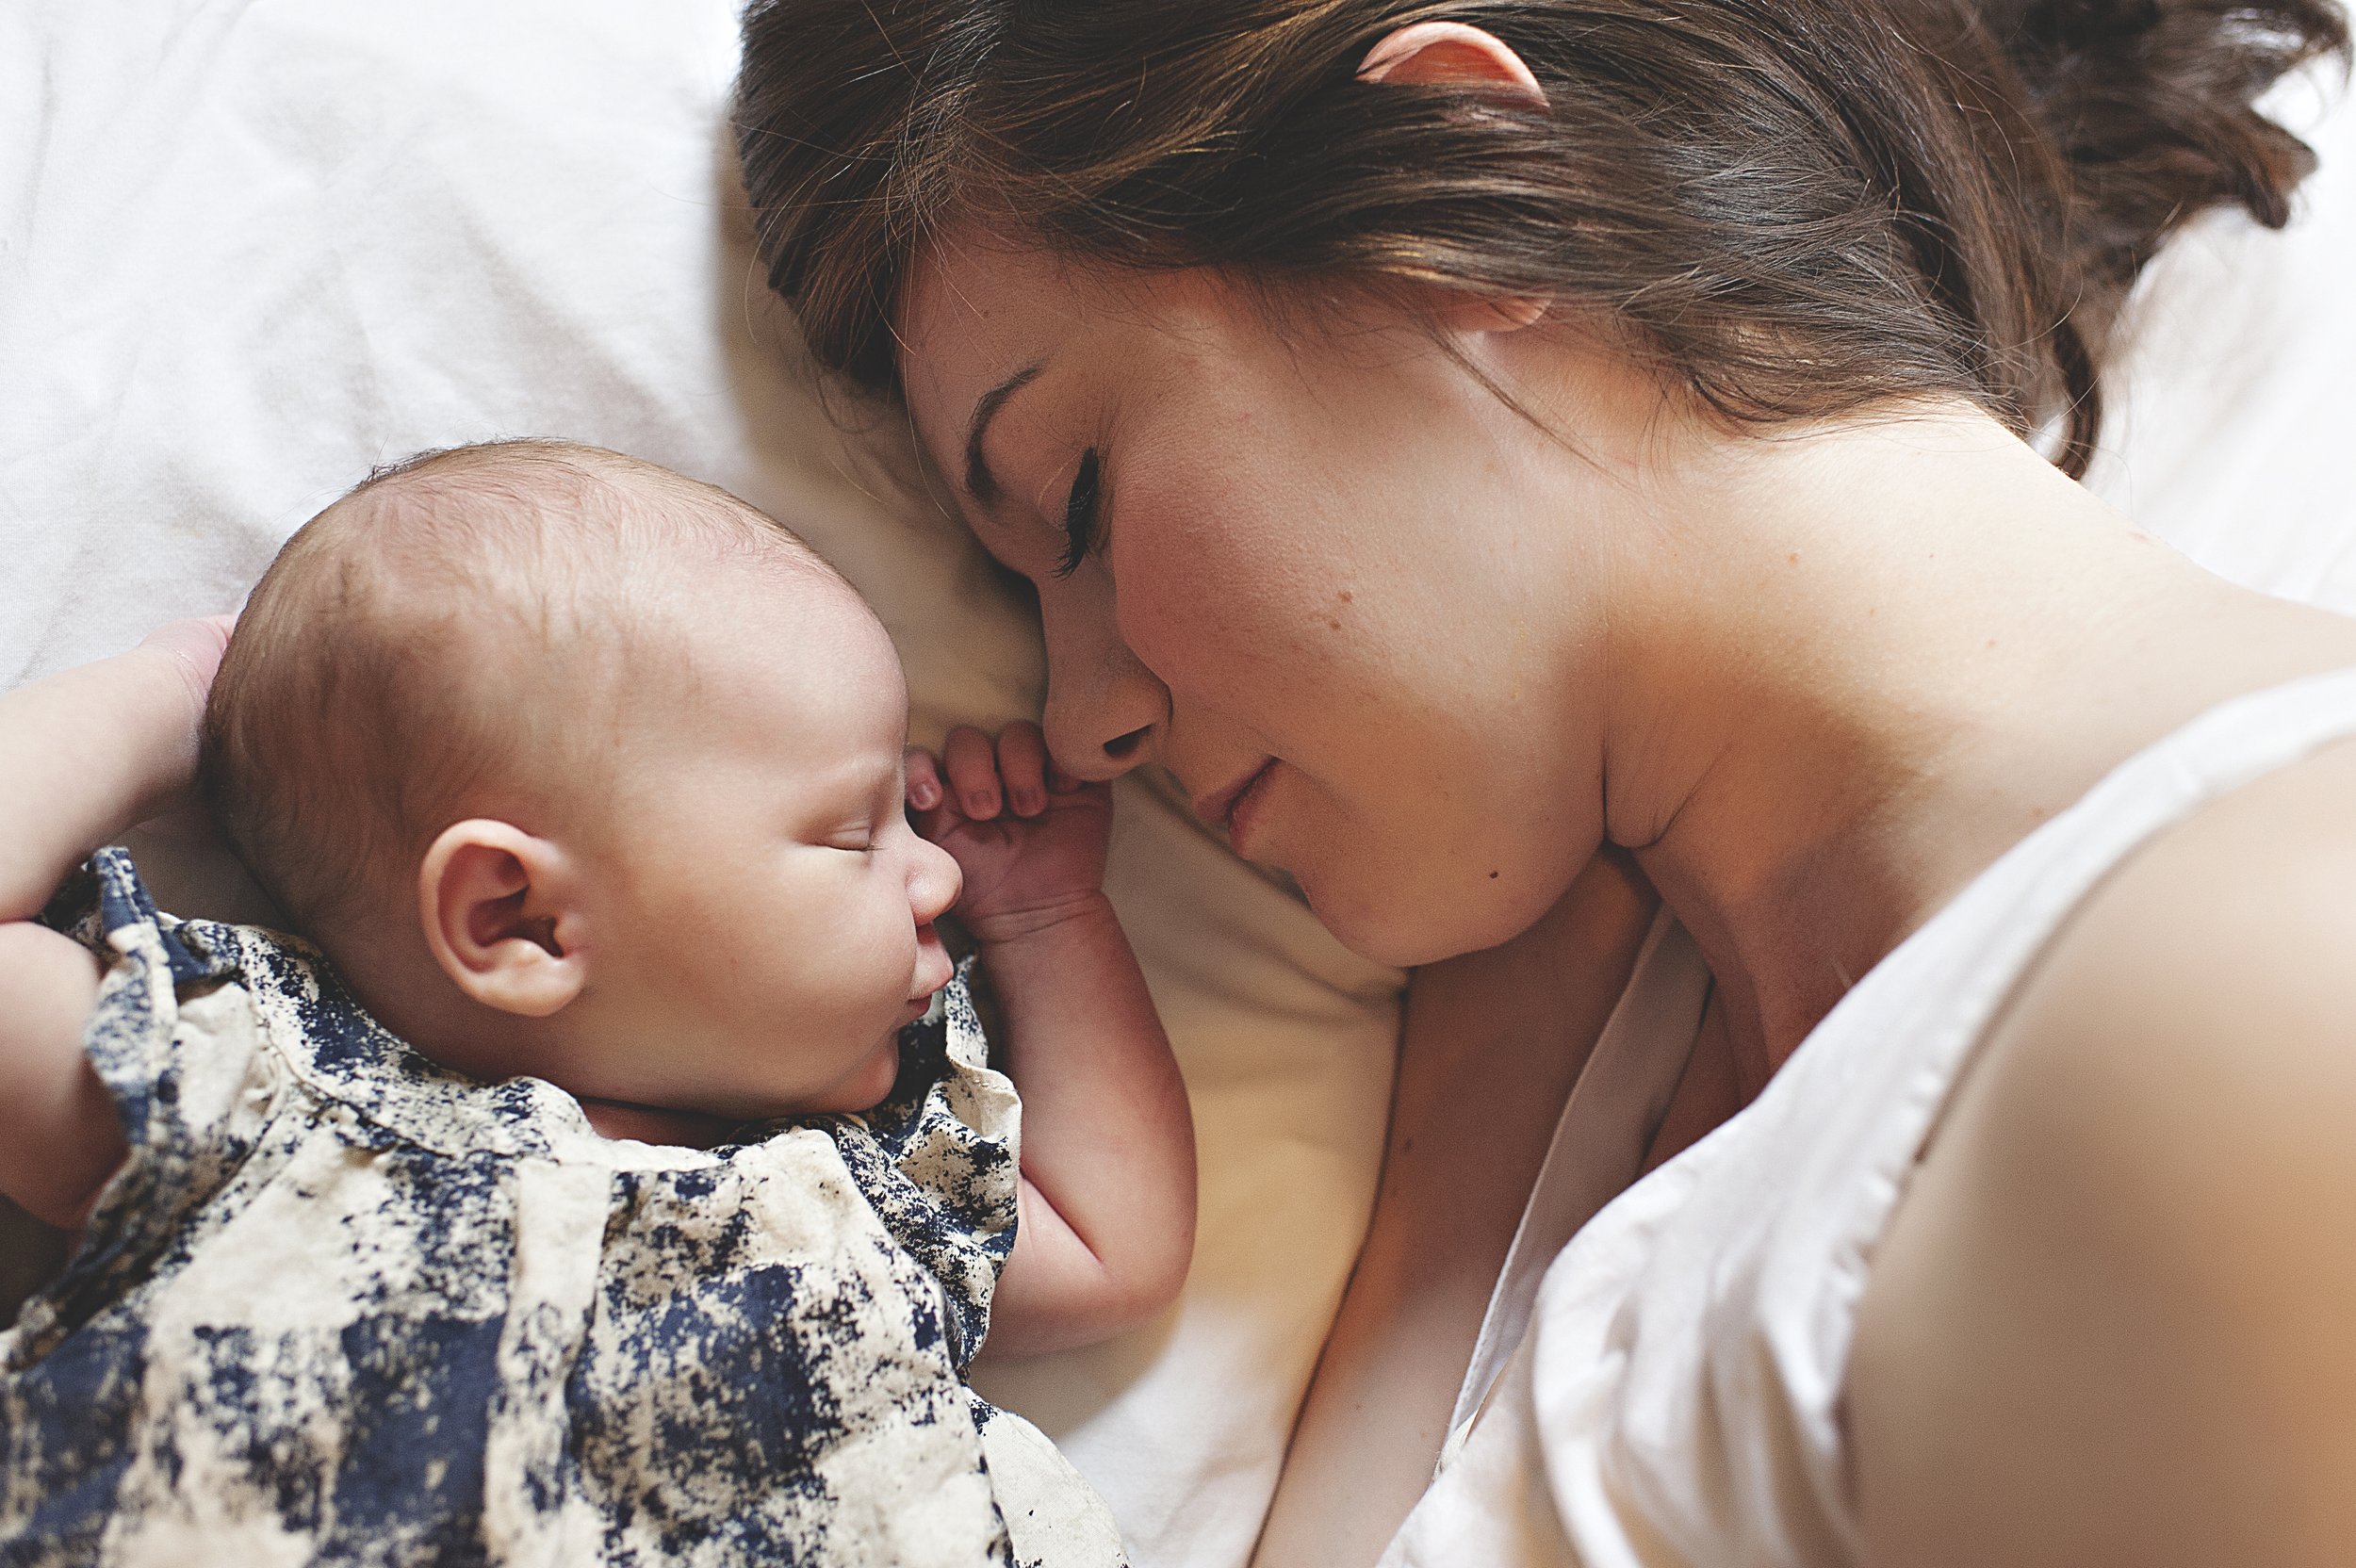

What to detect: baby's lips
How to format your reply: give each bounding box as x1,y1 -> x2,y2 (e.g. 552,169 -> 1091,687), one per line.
912,926 -> 956,998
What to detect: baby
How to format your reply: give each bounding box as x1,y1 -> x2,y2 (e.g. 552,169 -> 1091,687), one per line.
0,441 -> 1194,1566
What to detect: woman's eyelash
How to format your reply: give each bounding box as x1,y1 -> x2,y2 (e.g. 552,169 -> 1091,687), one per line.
1054,448 -> 1102,580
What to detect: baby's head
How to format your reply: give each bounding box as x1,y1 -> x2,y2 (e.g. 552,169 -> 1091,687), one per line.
203,441 -> 960,1119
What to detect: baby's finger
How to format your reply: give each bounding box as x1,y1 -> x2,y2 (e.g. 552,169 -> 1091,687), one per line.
941,725 -> 1004,819
904,748 -> 946,813
996,723 -> 1050,817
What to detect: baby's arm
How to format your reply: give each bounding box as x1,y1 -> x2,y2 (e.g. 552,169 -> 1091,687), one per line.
0,618 -> 232,1227
909,724 -> 1197,1359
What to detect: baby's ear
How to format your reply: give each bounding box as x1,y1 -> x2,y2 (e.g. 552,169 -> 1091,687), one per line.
418,820 -> 589,1018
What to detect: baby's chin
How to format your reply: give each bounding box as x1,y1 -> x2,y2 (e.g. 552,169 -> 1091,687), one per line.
795,1029 -> 908,1118
581,1025 -> 906,1131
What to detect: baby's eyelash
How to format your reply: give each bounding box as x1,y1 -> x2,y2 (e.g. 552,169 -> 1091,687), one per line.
1054,448 -> 1103,580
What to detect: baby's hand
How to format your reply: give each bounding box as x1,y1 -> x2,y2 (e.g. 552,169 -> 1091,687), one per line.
138,613 -> 237,702
135,613 -> 238,841
907,722 -> 1112,944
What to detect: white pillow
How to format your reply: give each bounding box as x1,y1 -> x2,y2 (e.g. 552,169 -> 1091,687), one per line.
0,7 -> 1403,1565
2082,69 -> 2356,610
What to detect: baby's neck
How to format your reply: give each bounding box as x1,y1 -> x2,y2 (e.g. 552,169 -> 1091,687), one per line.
327,921 -> 579,1091
570,1098 -> 738,1146
325,923 -> 764,1144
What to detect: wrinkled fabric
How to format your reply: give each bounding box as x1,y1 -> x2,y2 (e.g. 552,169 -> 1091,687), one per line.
0,849 -> 1123,1568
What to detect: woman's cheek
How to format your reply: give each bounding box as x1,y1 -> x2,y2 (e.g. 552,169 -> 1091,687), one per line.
1109,494 -> 1225,647
1119,532 -> 1350,717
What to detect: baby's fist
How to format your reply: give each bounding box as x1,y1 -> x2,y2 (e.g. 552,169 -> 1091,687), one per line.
907,722 -> 1111,942
139,613 -> 237,706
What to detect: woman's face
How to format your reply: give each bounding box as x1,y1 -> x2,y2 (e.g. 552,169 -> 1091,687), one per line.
898,237 -> 1667,967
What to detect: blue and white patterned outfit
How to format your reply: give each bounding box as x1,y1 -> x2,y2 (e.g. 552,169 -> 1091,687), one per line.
0,850 -> 1124,1567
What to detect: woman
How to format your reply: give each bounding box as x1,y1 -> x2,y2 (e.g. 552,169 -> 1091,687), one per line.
735,2 -> 2356,1563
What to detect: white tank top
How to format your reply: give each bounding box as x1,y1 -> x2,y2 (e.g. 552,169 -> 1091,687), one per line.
1385,666 -> 2356,1567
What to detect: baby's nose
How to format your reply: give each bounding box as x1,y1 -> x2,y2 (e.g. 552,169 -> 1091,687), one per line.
911,837 -> 961,923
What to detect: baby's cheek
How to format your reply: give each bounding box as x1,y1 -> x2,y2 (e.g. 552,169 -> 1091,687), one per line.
808,904 -> 915,1006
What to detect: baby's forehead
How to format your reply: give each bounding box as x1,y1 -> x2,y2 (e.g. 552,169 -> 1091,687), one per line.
350,439 -> 906,734
661,564 -> 908,707
352,447 -> 845,638
515,513 -> 908,727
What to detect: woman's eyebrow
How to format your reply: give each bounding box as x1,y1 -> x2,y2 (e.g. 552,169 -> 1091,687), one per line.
963,362 -> 1042,505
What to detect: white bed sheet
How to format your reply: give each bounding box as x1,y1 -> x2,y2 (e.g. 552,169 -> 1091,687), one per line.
0,8 -> 1403,1566
5,7 -> 2351,1566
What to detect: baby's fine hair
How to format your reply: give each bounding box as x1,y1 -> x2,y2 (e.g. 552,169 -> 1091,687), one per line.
202,439 -> 836,937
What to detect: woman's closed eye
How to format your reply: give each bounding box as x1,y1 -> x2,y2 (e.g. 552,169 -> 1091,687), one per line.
1055,447 -> 1104,580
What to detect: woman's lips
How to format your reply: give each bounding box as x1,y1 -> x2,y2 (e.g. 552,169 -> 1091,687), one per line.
1195,758 -> 1279,853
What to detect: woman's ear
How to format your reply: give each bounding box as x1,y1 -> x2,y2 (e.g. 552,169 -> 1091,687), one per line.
1357,21 -> 1547,106
418,820 -> 590,1019
1359,23 -> 1551,334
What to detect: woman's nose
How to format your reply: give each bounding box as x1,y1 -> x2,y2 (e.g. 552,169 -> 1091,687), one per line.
1040,596 -> 1168,783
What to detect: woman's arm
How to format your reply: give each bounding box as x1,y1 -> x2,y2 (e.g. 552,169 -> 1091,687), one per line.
0,618 -> 233,1228
1252,849 -> 1658,1568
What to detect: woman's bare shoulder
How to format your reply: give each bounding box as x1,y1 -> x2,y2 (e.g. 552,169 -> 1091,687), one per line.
1847,738 -> 2356,1567
2018,732 -> 2356,1112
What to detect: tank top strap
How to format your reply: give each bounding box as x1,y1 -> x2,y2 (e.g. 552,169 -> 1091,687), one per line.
1558,663 -> 2356,1566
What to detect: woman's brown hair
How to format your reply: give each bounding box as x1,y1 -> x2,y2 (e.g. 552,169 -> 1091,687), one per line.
736,0 -> 2345,475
